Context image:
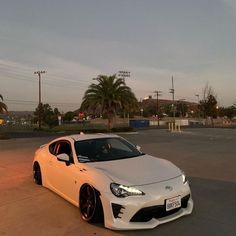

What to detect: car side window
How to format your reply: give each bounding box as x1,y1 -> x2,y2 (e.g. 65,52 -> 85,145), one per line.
56,141 -> 74,164
49,142 -> 57,155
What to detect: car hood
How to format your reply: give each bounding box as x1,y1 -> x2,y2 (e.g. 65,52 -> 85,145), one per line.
88,154 -> 181,186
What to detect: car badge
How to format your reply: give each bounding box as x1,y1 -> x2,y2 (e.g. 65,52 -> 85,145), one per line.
165,186 -> 173,191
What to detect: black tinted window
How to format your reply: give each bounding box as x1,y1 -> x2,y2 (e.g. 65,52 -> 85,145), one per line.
57,142 -> 72,156
74,138 -> 142,162
49,142 -> 57,155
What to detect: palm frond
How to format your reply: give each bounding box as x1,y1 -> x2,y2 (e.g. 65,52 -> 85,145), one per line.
0,102 -> 7,113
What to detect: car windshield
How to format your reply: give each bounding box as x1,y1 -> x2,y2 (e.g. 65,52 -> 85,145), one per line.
74,137 -> 143,162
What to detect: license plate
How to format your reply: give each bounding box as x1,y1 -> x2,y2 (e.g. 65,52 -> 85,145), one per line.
166,196 -> 181,211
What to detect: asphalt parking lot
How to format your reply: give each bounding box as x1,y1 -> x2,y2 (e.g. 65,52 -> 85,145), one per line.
0,128 -> 236,236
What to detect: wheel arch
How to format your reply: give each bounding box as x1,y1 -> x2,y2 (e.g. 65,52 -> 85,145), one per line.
79,183 -> 102,201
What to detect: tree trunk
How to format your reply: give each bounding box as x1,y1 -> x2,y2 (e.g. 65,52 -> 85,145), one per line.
107,113 -> 114,130
211,117 -> 214,127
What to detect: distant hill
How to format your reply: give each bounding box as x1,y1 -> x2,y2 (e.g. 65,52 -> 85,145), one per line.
142,98 -> 197,107
8,111 -> 34,117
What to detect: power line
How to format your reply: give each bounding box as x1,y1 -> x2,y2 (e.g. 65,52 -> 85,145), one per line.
0,62 -> 34,73
5,99 -> 81,106
2,72 -> 37,83
1,71 -> 88,89
0,64 -> 91,84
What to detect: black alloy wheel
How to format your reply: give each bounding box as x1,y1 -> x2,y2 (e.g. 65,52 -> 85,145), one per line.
79,184 -> 103,223
33,162 -> 42,185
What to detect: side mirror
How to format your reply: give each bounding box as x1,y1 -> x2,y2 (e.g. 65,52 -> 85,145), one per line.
136,145 -> 141,152
57,153 -> 70,163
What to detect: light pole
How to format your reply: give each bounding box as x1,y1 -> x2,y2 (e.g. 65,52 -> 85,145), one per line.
153,91 -> 162,126
117,71 -> 131,121
34,71 -> 46,129
117,71 -> 130,80
169,76 -> 175,123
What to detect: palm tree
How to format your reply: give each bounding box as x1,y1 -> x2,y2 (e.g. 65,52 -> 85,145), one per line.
0,94 -> 7,113
81,74 -> 138,130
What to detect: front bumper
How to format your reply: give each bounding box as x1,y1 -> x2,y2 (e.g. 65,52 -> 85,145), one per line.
100,177 -> 193,230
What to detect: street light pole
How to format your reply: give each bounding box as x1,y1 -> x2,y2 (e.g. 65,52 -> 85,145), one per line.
117,71 -> 130,81
34,71 -> 46,129
117,71 -> 131,121
169,76 -> 175,123
153,90 -> 162,126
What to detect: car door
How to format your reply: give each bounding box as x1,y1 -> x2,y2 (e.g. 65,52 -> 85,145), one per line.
46,140 -> 80,205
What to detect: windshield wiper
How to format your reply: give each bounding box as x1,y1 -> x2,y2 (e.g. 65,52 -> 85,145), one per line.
125,153 -> 145,158
78,155 -> 99,163
78,155 -> 91,163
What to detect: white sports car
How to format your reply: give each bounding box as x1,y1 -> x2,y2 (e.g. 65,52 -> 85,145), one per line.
33,133 -> 193,230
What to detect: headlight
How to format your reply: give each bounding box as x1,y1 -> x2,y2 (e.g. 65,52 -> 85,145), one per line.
110,183 -> 145,198
182,172 -> 188,184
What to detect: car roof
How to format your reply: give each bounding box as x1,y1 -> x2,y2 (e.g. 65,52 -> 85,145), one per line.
68,133 -> 120,142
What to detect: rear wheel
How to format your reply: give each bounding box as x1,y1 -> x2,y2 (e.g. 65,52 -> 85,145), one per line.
79,184 -> 104,223
33,162 -> 42,185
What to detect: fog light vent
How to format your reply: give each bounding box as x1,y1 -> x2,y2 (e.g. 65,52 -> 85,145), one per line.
111,203 -> 124,218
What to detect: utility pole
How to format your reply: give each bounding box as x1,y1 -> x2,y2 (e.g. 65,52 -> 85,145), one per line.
153,90 -> 162,126
169,76 -> 175,123
34,70 -> 46,129
195,94 -> 200,119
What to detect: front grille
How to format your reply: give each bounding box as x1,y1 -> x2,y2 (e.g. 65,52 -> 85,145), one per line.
130,194 -> 190,222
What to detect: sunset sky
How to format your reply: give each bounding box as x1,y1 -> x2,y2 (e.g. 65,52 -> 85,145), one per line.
1,0 -> 236,111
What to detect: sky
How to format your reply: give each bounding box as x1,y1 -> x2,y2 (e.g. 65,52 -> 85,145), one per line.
0,0 -> 236,112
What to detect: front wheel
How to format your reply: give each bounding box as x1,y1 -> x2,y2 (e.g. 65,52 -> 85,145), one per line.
79,184 -> 104,223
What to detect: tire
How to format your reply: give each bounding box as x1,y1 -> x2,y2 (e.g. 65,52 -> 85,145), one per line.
33,162 -> 42,185
79,184 -> 104,223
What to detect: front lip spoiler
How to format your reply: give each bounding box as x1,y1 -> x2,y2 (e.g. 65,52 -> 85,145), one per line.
105,198 -> 194,230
